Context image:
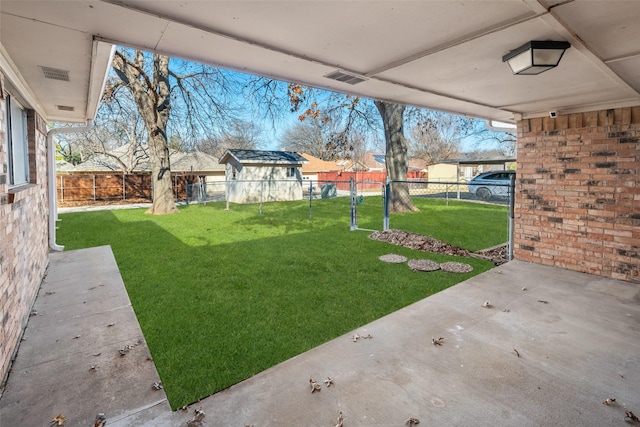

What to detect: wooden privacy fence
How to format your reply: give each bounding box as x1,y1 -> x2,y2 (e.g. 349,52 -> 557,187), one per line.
57,173 -> 203,202
317,170 -> 426,191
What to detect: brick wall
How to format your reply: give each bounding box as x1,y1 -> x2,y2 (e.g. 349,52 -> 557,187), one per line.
0,70 -> 50,383
515,107 -> 640,283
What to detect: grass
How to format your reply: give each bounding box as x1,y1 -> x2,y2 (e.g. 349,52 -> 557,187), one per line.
58,197 -> 506,409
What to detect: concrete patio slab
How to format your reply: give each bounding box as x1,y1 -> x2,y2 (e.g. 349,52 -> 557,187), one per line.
132,259 -> 640,427
1,248 -> 639,426
0,246 -> 169,427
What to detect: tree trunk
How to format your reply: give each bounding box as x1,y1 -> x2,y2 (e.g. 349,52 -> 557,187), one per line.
374,100 -> 418,212
146,133 -> 177,214
112,50 -> 178,214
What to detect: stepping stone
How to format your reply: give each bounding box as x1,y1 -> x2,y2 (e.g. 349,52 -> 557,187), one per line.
378,254 -> 408,263
440,261 -> 473,273
408,259 -> 441,272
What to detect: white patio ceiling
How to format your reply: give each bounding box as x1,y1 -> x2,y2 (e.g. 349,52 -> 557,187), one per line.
1,0 -> 639,124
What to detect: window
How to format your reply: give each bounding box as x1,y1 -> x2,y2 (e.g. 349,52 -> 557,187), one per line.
6,95 -> 29,187
287,167 -> 296,177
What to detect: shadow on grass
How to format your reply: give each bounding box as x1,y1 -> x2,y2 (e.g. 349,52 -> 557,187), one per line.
57,204 -> 493,409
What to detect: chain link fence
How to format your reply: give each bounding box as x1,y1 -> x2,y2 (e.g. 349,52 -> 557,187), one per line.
184,176 -> 515,259
384,178 -> 516,259
185,178 -> 385,223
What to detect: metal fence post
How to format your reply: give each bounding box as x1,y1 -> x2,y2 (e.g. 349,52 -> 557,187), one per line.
308,180 -> 313,221
349,176 -> 357,231
508,174 -> 515,261
259,179 -> 263,215
383,179 -> 390,231
122,174 -> 125,200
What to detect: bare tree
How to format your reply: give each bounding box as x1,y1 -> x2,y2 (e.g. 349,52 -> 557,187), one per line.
374,101 -> 417,212
112,50 -> 175,214
111,48 -> 242,214
469,121 -> 517,156
408,111 -> 472,164
55,95 -> 149,172
197,119 -> 264,158
281,120 -> 326,158
286,84 -> 416,211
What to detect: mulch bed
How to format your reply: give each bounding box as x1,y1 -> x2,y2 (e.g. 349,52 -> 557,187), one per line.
369,229 -> 508,266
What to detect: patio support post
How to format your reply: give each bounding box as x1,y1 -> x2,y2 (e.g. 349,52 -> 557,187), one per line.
46,119 -> 94,251
383,178 -> 390,231
508,173 -> 515,261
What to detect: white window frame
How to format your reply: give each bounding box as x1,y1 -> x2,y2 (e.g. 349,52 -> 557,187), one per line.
287,167 -> 296,178
6,95 -> 29,187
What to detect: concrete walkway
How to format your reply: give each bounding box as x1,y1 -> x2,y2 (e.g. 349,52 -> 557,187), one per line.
0,246 -> 170,427
1,248 -> 639,426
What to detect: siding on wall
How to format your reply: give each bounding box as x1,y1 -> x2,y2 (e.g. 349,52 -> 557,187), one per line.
226,164 -> 303,203
515,107 -> 640,283
0,71 -> 50,382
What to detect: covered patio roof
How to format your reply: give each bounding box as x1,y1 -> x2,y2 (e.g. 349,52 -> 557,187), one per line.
2,1 -> 640,124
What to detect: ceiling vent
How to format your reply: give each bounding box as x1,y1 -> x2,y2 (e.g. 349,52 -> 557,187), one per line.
324,70 -> 367,85
39,66 -> 70,82
56,105 -> 75,111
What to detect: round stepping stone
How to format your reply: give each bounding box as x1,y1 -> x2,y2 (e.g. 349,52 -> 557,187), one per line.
440,261 -> 473,273
408,259 -> 441,272
378,254 -> 407,263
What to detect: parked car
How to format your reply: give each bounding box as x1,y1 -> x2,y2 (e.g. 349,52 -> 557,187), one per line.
467,170 -> 515,201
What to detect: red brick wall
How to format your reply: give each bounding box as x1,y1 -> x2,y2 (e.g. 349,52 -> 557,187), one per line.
0,71 -> 50,383
515,107 -> 640,283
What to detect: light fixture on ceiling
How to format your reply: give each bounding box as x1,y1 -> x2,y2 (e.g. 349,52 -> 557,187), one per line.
502,41 -> 571,75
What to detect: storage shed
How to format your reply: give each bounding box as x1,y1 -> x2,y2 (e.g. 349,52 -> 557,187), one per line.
218,149 -> 308,203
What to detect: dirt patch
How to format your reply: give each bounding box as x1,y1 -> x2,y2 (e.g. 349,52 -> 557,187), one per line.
369,229 -> 508,265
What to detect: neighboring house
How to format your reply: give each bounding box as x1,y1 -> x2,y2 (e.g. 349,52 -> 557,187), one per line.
441,154 -> 516,182
425,163 -> 459,182
361,152 -> 386,171
58,146 -> 224,177
56,148 -> 225,202
300,152 -> 340,183
218,149 -> 308,203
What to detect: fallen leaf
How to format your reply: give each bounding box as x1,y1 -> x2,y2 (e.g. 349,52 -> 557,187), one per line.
94,413 -> 107,427
309,378 -> 321,393
50,413 -> 67,426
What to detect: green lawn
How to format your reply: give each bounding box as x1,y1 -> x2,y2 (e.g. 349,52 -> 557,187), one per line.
58,197 -> 506,409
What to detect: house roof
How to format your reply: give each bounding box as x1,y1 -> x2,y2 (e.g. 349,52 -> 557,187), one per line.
442,153 -> 517,165
1,2 -> 639,124
299,153 -> 340,173
57,148 -> 223,173
219,149 -> 307,165
361,152 -> 386,171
